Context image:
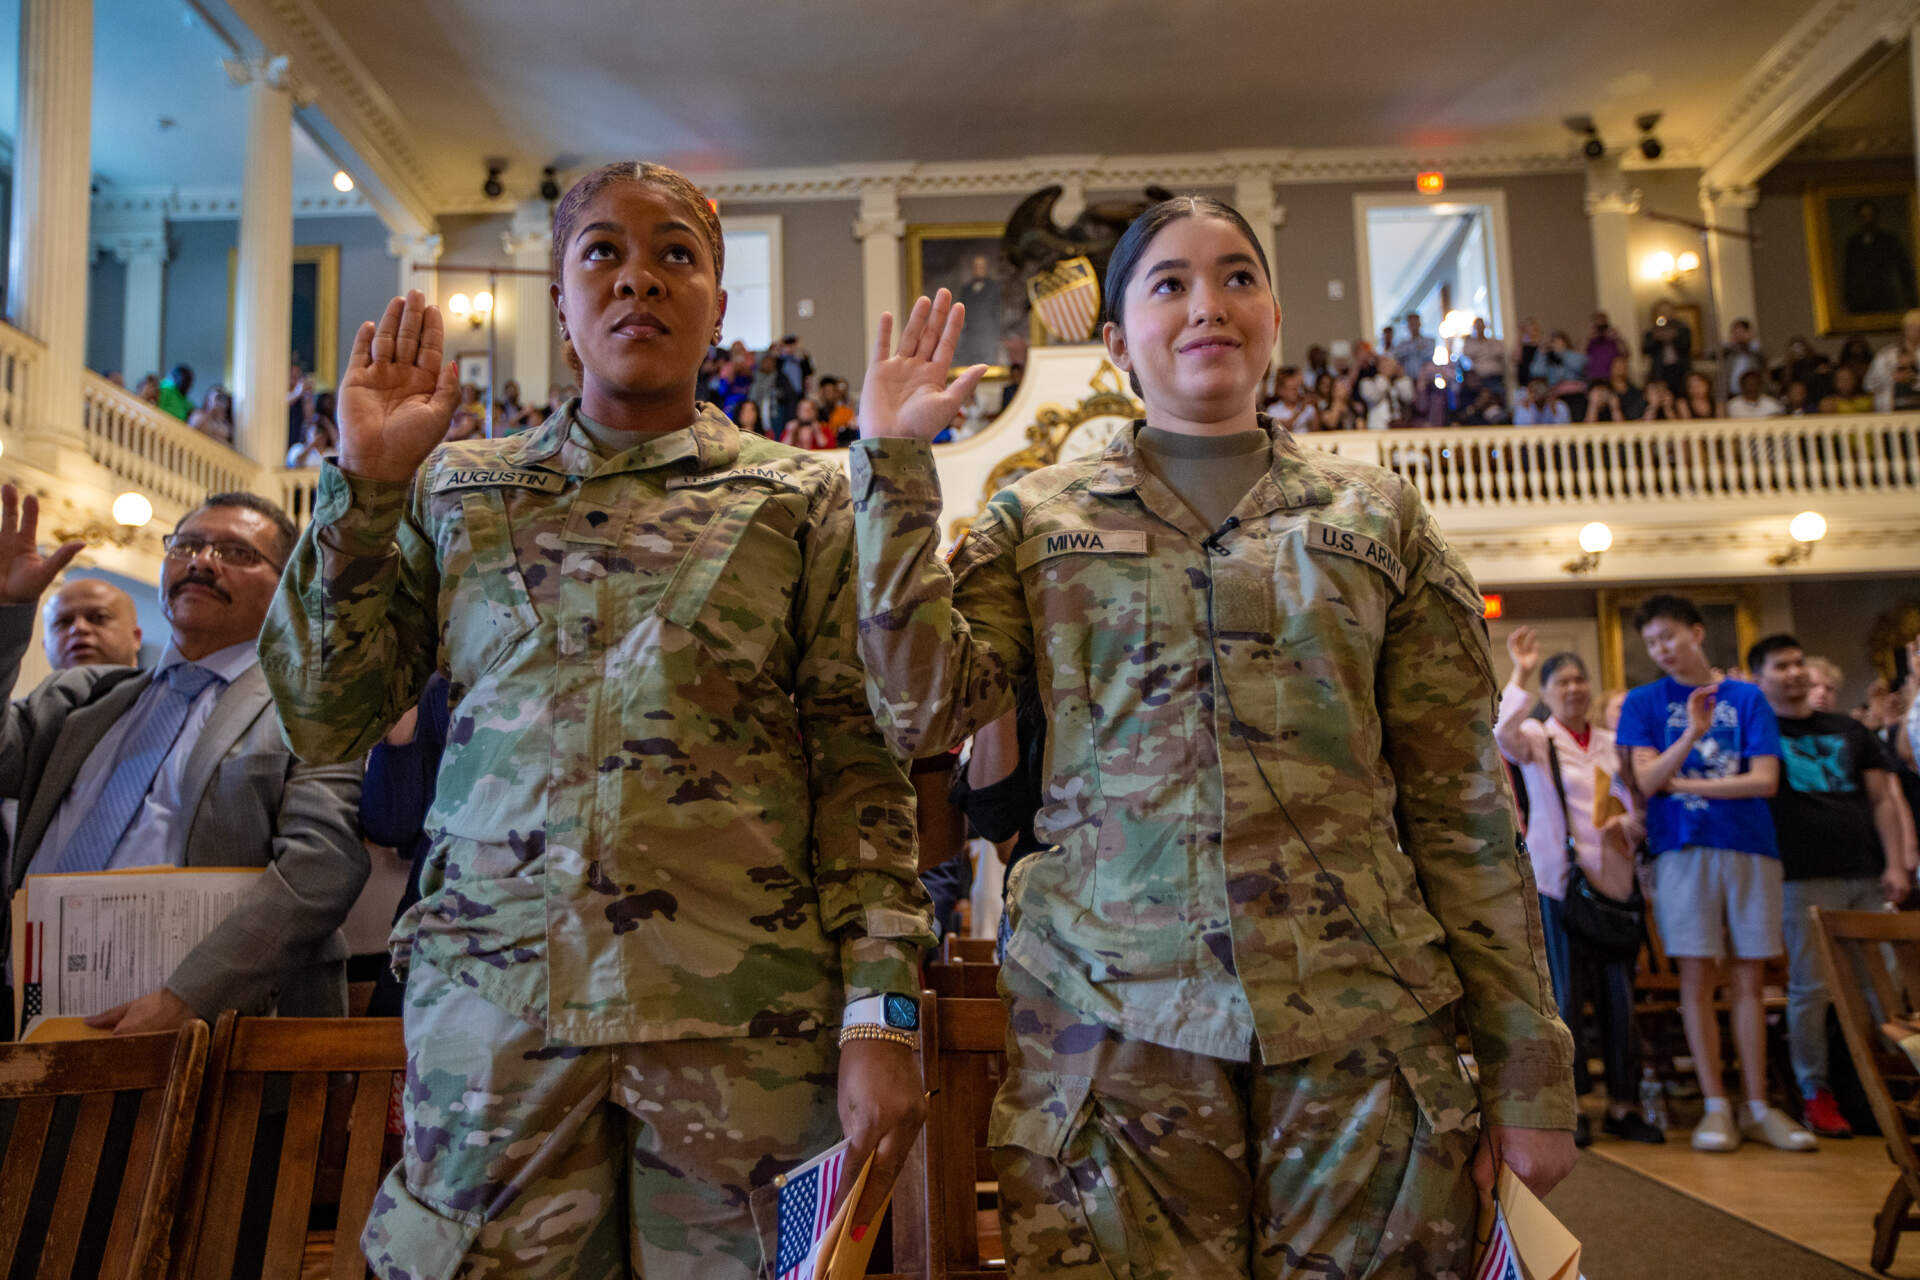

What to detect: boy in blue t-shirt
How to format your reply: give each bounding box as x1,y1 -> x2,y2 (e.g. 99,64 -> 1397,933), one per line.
1616,594 -> 1812,1155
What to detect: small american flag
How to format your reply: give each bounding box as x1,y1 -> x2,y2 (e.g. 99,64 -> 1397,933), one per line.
1473,1205 -> 1524,1280
20,922 -> 42,1027
772,1138 -> 849,1280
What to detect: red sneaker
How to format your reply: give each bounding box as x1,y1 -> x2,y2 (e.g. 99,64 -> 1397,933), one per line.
1802,1088 -> 1853,1139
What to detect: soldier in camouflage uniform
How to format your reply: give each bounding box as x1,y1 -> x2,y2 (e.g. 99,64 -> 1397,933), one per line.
847,199 -> 1576,1278
259,163 -> 934,1279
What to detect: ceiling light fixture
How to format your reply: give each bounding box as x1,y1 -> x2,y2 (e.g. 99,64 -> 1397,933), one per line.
332,170 -> 354,193
482,162 -> 505,200
1564,114 -> 1605,161
540,166 -> 561,202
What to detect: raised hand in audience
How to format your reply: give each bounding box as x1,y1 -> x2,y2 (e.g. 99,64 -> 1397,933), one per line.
0,483 -> 84,605
337,289 -> 464,484
857,289 -> 989,441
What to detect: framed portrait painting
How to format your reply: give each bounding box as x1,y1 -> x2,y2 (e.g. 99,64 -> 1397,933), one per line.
225,244 -> 341,386
905,222 -> 1015,379
1804,180 -> 1920,335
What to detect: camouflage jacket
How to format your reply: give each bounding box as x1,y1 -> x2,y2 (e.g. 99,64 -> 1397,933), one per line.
260,403 -> 933,1047
850,420 -> 1573,1128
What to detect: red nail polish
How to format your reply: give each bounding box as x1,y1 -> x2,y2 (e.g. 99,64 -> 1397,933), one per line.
851,1224 -> 868,1243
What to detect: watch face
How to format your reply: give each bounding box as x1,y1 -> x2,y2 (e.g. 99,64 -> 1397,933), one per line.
882,993 -> 920,1031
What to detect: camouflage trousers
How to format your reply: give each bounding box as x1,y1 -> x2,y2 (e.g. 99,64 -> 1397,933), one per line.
361,959 -> 841,1280
991,963 -> 1483,1280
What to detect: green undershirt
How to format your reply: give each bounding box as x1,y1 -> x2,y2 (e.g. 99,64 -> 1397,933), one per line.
1135,426 -> 1271,532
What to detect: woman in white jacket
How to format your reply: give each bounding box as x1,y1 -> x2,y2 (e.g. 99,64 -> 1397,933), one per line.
1496,627 -> 1664,1146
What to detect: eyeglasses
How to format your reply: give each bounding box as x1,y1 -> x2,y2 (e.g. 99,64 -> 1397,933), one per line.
161,535 -> 281,571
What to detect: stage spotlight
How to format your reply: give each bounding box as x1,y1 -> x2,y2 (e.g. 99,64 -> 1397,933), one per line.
1564,114 -> 1604,161
483,163 -> 505,200
540,166 -> 561,202
1636,112 -> 1664,161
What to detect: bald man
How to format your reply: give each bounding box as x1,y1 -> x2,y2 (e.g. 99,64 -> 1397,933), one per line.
41,579 -> 142,670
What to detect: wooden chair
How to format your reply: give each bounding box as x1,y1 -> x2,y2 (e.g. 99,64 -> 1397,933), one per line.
937,936 -> 998,967
0,1022 -> 209,1280
867,990 -> 940,1280
1809,907 -> 1920,1273
919,993 -> 1009,1280
172,1014 -> 405,1280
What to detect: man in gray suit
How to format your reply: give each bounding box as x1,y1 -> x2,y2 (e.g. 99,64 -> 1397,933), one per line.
0,484 -> 365,1034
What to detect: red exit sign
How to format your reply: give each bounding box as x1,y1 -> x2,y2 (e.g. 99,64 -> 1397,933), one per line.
1482,594 -> 1504,619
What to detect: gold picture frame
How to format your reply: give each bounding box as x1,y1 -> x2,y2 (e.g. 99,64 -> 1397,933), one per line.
225,244 -> 342,387
1597,585 -> 1763,693
904,221 -> 1013,380
1803,180 -> 1920,335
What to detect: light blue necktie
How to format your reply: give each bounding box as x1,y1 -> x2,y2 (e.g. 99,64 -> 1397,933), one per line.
55,663 -> 224,874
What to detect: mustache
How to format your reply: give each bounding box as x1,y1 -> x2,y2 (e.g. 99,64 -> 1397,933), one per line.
168,572 -> 231,603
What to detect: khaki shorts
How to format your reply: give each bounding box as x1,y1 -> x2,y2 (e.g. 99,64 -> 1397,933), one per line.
1651,846 -> 1784,960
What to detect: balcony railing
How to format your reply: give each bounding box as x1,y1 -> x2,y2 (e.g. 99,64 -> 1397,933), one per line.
80,373 -> 258,510
0,322 -> 42,433
1298,414 -> 1920,519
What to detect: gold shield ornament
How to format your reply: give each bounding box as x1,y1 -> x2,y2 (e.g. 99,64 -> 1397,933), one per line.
1027,256 -> 1102,343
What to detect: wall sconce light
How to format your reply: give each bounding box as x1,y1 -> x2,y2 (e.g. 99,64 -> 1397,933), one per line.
1642,249 -> 1701,285
446,291 -> 493,330
1564,521 -> 1612,574
1768,510 -> 1826,566
53,491 -> 153,548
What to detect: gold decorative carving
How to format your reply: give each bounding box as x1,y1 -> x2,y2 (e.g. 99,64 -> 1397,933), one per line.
979,360 -> 1142,503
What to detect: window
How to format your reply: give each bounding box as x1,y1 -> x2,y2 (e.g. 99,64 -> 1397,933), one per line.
1353,191 -> 1515,350
718,215 -> 782,352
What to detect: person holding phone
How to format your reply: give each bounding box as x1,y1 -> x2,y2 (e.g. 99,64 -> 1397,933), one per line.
848,195 -> 1573,1278
259,161 -> 932,1280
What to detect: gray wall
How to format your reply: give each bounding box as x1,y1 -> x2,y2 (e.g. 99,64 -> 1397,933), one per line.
1785,576 -> 1920,709
106,213 -> 400,396
85,254 -> 128,376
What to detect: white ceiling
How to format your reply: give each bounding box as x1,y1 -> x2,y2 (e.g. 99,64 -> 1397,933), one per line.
0,0 -> 1878,208
305,0 -> 1813,201
0,0 -> 338,195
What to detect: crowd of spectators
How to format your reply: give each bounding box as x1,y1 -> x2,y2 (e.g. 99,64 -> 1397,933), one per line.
1266,303 -> 1920,432
1498,596 -> 1920,1152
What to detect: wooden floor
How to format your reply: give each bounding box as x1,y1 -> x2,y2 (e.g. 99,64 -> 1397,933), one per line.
1587,1106 -> 1911,1278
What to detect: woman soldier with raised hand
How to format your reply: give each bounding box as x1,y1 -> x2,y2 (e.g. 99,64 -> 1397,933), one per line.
849,196 -> 1575,1279
259,162 -> 933,1279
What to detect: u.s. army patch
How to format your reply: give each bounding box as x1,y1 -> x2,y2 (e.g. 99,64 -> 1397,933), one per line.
1305,520 -> 1407,592
431,467 -> 566,494
666,466 -> 805,491
1015,529 -> 1148,571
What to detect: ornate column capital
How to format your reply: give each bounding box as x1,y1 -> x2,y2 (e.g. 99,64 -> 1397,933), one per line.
1583,188 -> 1644,217
387,231 -> 444,265
93,232 -> 169,265
1700,182 -> 1760,212
221,54 -> 314,108
503,201 -> 552,258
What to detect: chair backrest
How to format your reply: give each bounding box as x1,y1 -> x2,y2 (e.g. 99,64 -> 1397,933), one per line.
0,1022 -> 209,1280
1809,907 -> 1920,1184
172,1014 -> 406,1280
937,936 -> 998,967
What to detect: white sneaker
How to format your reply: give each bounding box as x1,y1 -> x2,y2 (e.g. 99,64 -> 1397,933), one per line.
1691,1108 -> 1741,1152
1740,1104 -> 1817,1152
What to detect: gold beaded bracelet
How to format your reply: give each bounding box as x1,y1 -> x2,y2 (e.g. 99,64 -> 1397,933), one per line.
838,1022 -> 916,1048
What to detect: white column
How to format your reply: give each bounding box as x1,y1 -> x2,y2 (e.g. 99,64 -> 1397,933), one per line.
6,0 -> 92,449
853,179 -> 905,377
503,201 -> 552,401
1910,30 -> 1920,202
1584,159 -> 1641,375
388,229 -> 443,303
227,56 -> 299,467
1700,183 -> 1760,351
1232,169 -> 1285,361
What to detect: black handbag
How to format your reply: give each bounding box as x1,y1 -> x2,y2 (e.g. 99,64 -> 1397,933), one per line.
1546,738 -> 1647,961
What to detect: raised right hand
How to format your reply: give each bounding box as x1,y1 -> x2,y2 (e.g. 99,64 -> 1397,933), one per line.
337,290 -> 463,484
857,290 -> 988,442
1506,625 -> 1541,680
0,484 -> 82,606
